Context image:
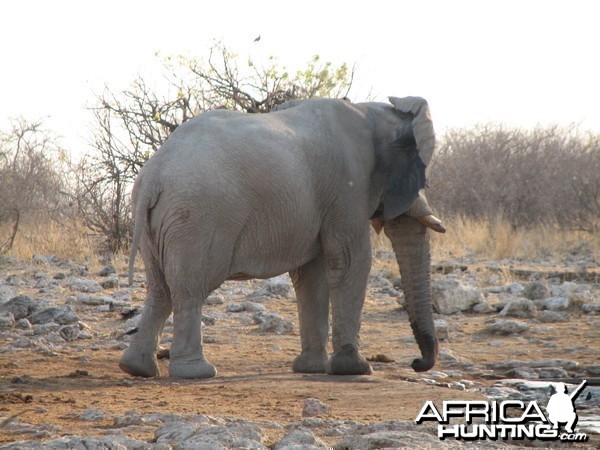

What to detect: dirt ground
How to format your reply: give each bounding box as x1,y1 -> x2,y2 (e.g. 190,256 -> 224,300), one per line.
0,258 -> 598,445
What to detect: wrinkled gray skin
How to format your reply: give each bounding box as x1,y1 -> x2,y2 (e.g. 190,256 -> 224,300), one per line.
120,97 -> 439,379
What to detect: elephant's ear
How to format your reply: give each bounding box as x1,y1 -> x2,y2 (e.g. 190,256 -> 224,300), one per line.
382,96 -> 435,221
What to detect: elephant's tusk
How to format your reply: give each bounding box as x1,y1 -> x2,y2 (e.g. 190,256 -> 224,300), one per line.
416,215 -> 447,233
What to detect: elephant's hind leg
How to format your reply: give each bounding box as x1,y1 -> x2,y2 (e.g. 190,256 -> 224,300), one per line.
162,232 -> 235,378
168,294 -> 217,379
120,252 -> 172,377
289,255 -> 329,373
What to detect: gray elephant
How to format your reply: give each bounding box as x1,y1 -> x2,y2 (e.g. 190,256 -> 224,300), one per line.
120,96 -> 444,379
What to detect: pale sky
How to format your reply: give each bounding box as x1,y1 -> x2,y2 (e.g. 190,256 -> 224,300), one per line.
1,0 -> 599,156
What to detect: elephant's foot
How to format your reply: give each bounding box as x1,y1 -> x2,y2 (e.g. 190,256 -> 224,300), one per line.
169,357 -> 217,379
327,344 -> 373,375
119,347 -> 160,377
292,351 -> 328,373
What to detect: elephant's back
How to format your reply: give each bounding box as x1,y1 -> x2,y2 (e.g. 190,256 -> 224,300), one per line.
147,110 -> 326,194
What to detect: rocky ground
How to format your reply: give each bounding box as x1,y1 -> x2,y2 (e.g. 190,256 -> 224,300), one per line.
0,251 -> 598,449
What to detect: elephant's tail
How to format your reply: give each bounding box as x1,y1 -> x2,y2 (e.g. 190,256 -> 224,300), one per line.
128,175 -> 160,286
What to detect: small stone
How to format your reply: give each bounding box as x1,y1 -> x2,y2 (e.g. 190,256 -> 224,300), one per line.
540,296 -> 569,311
0,285 -> 17,302
240,301 -> 266,312
226,301 -> 265,312
367,354 -> 395,363
532,359 -> 579,370
485,319 -> 530,335
99,277 -> 119,289
426,371 -> 448,379
32,253 -> 51,264
585,365 -> 600,376
59,324 -> 81,341
431,278 -> 484,314
15,435 -> 149,448
550,281 -> 579,297
438,348 -> 460,363
227,303 -> 245,312
275,430 -> 328,449
499,298 -> 537,318
487,274 -> 501,285
98,265 -> 116,277
69,279 -> 103,293
15,318 -> 32,330
507,282 -> 525,295
265,274 -> 292,298
539,310 -> 570,323
485,386 -> 522,399
205,294 -> 224,305
337,430 -> 442,449
538,366 -> 569,378
30,307 -> 78,325
79,408 -> 105,421
113,412 -> 145,426
0,295 -> 36,320
505,366 -> 539,379
201,314 -> 217,325
53,272 -> 67,280
459,379 -> 476,389
75,294 -> 114,306
302,398 -> 331,417
582,302 -> 600,314
522,281 -> 549,300
472,301 -> 493,314
253,312 -> 294,334
33,322 -> 61,335
434,319 -> 449,341
0,311 -> 15,330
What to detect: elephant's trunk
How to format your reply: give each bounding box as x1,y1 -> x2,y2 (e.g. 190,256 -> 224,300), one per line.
384,215 -> 438,372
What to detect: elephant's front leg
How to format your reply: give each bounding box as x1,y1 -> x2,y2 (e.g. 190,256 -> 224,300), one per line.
289,255 -> 329,373
323,226 -> 373,375
169,298 -> 217,379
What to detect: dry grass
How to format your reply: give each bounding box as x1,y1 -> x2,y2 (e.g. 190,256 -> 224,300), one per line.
373,215 -> 599,263
1,220 -> 95,261
430,215 -> 599,262
2,218 -> 598,266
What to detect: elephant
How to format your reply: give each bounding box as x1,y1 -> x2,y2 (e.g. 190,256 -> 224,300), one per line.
119,96 -> 444,379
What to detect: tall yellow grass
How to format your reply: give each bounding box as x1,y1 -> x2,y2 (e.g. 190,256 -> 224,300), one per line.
2,217 -> 598,263
374,215 -> 599,262
431,215 -> 598,261
1,220 -> 95,260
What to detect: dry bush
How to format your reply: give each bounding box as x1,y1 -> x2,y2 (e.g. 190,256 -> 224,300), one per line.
0,120 -> 68,254
428,124 -> 600,233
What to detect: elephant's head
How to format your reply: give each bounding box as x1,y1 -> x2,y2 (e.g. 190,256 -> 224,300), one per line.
371,97 -> 439,372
